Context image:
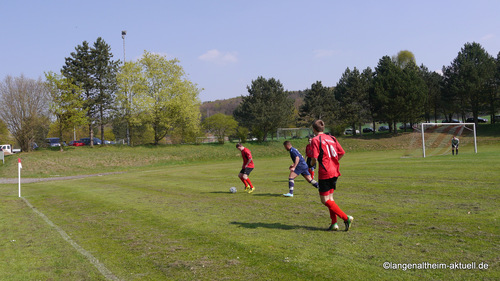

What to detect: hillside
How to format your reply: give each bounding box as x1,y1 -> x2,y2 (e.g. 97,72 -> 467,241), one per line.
200,90 -> 306,120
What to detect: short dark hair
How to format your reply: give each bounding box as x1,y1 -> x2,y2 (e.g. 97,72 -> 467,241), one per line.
312,120 -> 325,132
236,143 -> 243,148
283,140 -> 291,146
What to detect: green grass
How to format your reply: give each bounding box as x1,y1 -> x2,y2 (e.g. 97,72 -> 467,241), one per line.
1,136 -> 499,280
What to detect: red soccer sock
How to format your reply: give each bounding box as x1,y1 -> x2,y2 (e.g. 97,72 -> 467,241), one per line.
311,170 -> 315,180
325,200 -> 348,221
329,209 -> 338,224
240,177 -> 248,187
246,178 -> 254,189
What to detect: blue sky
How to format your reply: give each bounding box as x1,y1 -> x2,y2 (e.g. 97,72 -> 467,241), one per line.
1,1 -> 499,102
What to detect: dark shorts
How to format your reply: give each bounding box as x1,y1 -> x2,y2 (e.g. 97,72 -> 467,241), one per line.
306,157 -> 316,169
318,177 -> 338,194
294,165 -> 310,176
240,168 -> 253,175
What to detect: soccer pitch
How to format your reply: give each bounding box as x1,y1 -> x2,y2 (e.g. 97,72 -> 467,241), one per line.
1,145 -> 499,280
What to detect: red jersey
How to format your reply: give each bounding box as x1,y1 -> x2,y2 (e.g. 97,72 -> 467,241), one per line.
241,147 -> 254,169
305,143 -> 314,158
311,133 -> 345,180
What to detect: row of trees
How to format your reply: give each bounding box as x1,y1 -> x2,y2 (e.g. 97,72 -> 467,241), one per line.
0,40 -> 498,149
0,38 -> 202,150
234,42 -> 499,139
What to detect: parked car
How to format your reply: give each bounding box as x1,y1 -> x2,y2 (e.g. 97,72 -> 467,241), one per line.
344,128 -> 360,135
69,140 -> 85,146
362,127 -> 375,133
80,137 -> 102,145
441,119 -> 461,123
466,117 -> 488,123
399,123 -> 412,130
46,137 -> 61,147
378,126 -> 389,132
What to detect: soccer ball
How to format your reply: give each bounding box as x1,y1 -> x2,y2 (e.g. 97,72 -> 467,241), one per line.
229,187 -> 237,193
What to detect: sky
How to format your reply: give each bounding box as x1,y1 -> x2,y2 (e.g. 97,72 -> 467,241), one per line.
1,0 -> 499,102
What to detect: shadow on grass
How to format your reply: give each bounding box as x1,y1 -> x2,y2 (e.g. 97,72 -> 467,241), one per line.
231,221 -> 324,231
207,192 -> 283,197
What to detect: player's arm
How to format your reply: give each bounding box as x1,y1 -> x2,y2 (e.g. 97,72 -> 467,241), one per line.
244,157 -> 252,168
290,156 -> 300,171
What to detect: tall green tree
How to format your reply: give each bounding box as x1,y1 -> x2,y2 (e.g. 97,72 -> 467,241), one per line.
334,67 -> 370,135
117,51 -> 201,144
115,61 -> 147,145
92,38 -> 120,144
442,42 -> 495,123
202,113 -> 238,144
399,61 -> 427,128
62,37 -> 119,146
234,77 -> 294,141
374,56 -> 404,133
299,81 -> 337,126
45,72 -> 87,149
420,65 -> 443,123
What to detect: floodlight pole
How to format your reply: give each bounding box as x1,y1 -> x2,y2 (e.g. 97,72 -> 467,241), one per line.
122,30 -> 130,146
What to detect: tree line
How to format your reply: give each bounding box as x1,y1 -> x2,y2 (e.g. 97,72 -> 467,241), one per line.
234,42 -> 499,140
0,40 -> 498,150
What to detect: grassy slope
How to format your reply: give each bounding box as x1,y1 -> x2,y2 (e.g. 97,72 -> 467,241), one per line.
0,125 -> 499,280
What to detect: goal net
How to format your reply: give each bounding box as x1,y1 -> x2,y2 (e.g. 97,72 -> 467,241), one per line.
276,128 -> 313,140
402,123 -> 477,158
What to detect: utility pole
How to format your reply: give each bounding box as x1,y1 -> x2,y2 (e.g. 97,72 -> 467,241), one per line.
122,30 -> 130,146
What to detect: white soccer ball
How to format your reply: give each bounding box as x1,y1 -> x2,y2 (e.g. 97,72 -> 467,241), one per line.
229,187 -> 237,193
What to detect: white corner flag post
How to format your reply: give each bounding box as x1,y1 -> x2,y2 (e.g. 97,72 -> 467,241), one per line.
18,158 -> 22,197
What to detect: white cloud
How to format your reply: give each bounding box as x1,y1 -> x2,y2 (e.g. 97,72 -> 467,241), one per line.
481,33 -> 495,41
199,49 -> 238,64
313,49 -> 337,59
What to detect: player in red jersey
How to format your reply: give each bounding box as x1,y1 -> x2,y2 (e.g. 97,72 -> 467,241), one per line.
236,143 -> 255,193
305,137 -> 315,180
310,120 -> 353,231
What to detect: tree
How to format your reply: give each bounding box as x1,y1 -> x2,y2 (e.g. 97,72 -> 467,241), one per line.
299,81 -> 337,126
399,61 -> 427,128
91,38 -> 120,144
442,42 -> 495,124
393,50 -> 416,68
334,67 -> 370,135
116,51 -> 201,144
374,56 -> 403,133
115,61 -> 147,145
45,72 -> 87,150
234,77 -> 294,141
202,113 -> 238,144
420,65 -> 443,123
0,75 -> 50,151
62,37 -> 120,146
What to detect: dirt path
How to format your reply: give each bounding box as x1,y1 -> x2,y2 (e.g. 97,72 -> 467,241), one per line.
0,172 -> 124,184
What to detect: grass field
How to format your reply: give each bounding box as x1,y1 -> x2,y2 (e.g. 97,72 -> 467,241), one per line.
1,132 -> 499,280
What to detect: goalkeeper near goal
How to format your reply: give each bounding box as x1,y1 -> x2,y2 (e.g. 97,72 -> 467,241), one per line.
451,136 -> 460,155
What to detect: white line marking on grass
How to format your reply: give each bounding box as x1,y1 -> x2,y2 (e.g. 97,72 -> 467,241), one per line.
21,197 -> 119,281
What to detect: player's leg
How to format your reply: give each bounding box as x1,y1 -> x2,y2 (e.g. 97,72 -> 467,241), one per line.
239,171 -> 249,190
245,168 -> 255,193
284,172 -> 298,197
303,174 -> 319,188
319,178 -> 353,231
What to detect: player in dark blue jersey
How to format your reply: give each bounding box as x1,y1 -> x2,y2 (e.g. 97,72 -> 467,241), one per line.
283,141 -> 319,197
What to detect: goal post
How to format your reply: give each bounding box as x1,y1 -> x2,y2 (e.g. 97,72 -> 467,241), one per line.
420,123 -> 477,158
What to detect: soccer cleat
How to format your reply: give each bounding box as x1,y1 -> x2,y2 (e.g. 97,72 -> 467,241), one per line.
283,193 -> 294,197
247,187 -> 255,193
327,223 -> 339,231
245,185 -> 250,191
344,216 -> 354,231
